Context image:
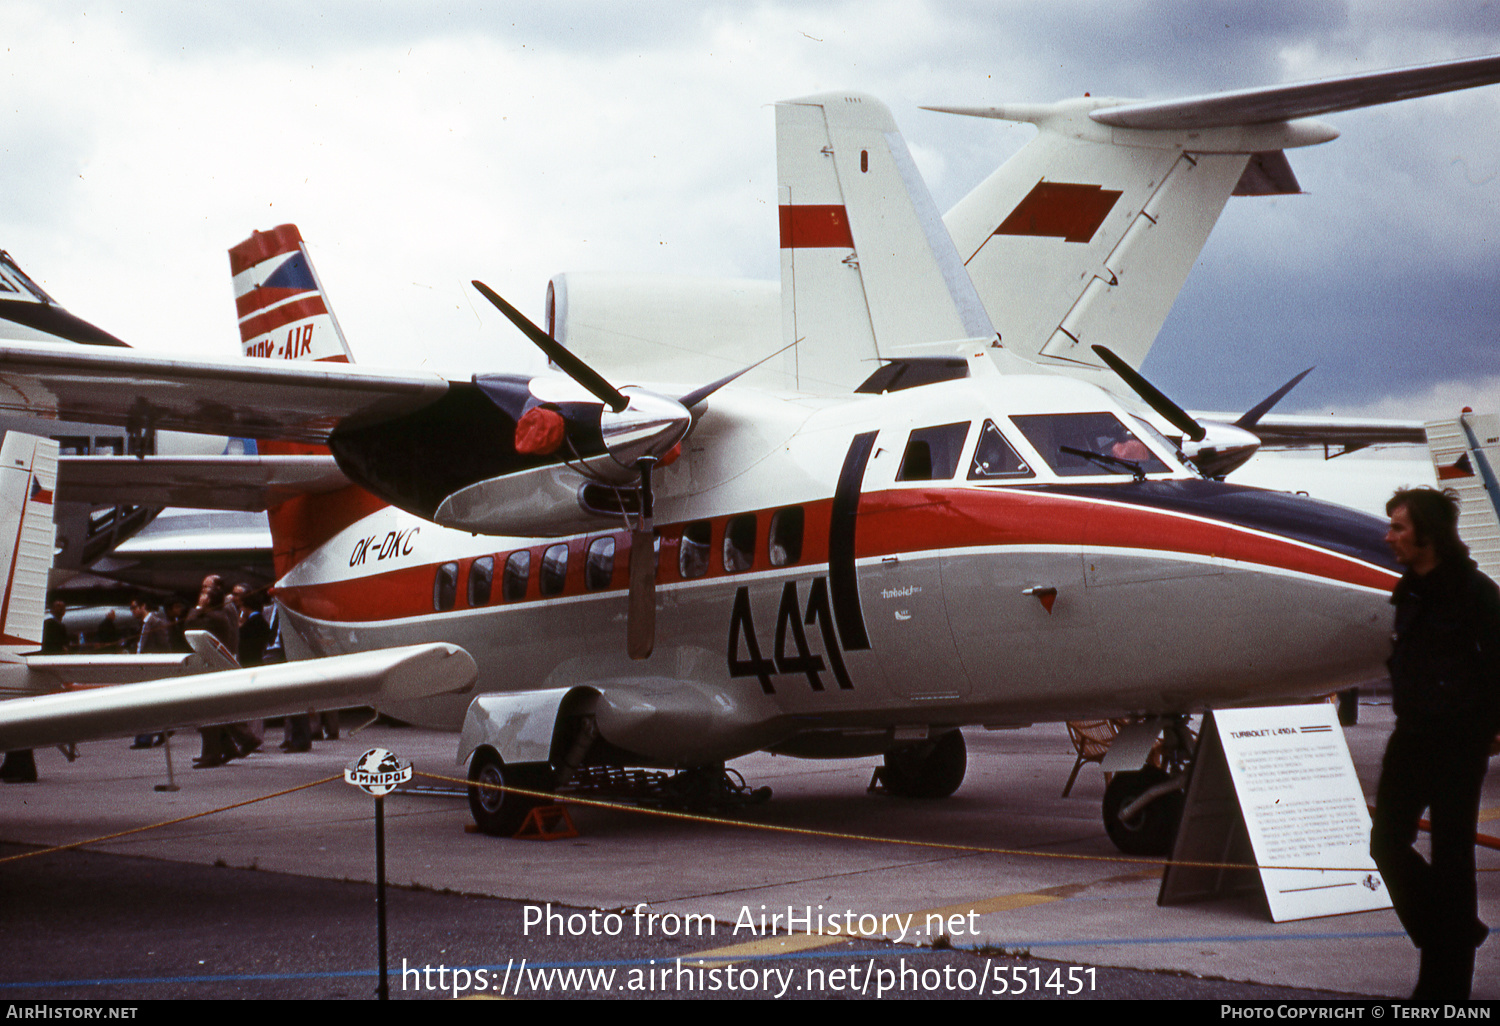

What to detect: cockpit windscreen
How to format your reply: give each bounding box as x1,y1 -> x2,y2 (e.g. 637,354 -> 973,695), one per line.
1010,412 -> 1169,478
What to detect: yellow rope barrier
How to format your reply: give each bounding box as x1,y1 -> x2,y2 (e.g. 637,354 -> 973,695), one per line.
0,774 -> 343,865
431,770 -> 1468,876
4,764 -> 1491,881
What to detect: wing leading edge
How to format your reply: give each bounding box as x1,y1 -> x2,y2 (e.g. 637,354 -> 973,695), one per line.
0,643 -> 477,751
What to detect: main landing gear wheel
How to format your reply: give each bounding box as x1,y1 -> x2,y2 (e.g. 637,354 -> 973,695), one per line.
467,748 -> 551,837
878,730 -> 967,799
1102,766 -> 1183,856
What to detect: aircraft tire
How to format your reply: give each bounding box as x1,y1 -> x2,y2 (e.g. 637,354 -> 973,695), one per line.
1102,767 -> 1183,856
467,748 -> 549,837
880,729 -> 966,799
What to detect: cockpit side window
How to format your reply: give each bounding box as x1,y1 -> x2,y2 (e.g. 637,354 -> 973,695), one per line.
1010,412 -> 1169,478
967,421 -> 1033,480
896,422 -> 970,481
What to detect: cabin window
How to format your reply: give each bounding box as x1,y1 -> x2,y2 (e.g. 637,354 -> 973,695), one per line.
541,543 -> 569,596
1010,412 -> 1169,478
680,521 -> 711,579
896,422 -> 970,481
468,556 -> 494,606
769,507 -> 804,567
434,562 -> 458,611
968,421 -> 1033,480
586,536 -> 615,590
723,514 -> 756,572
502,550 -> 531,601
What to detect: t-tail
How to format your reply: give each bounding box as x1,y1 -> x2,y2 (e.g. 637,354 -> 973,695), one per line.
931,54 -> 1500,376
0,433 -> 57,663
228,225 -> 380,577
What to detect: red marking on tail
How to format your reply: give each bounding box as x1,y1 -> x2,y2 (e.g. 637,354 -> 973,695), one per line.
995,182 -> 1122,244
779,205 -> 855,248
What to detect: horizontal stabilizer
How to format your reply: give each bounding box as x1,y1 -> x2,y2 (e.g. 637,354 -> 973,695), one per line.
1092,53 -> 1500,130
0,642 -> 477,751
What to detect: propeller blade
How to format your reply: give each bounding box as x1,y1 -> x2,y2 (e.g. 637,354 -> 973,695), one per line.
627,456 -> 658,660
1091,344 -> 1206,443
1236,367 -> 1314,429
472,280 -> 629,412
627,528 -> 656,660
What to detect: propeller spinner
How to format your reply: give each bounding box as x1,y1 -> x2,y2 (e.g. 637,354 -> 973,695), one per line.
472,281 -> 696,660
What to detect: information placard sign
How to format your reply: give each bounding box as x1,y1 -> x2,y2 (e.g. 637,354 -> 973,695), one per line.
1213,704 -> 1388,922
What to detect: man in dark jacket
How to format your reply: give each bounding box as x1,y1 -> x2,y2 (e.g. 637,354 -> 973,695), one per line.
1371,487 -> 1500,1001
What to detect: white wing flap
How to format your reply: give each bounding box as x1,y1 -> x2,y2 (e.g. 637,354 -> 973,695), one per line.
0,642 -> 477,751
0,345 -> 450,443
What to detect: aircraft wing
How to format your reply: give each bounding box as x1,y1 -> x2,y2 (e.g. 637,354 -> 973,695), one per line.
57,454 -> 348,512
0,344 -> 450,443
0,642 -> 477,751
1192,412 -> 1426,451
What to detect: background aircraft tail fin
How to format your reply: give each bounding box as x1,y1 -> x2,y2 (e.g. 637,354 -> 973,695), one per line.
938,102 -> 1264,376
228,226 -> 379,577
776,92 -> 994,392
1424,411 -> 1500,581
935,55 -> 1500,379
229,224 -> 353,364
0,432 -> 58,661
0,250 -> 130,348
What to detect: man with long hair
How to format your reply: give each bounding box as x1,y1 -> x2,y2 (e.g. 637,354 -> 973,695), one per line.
1372,487 -> 1500,1000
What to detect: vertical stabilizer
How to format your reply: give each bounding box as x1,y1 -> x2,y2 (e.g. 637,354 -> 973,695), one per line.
229,224 -> 353,364
777,93 -> 993,392
937,101 -> 1255,374
0,433 -> 57,657
1424,412 -> 1500,581
228,227 -> 379,577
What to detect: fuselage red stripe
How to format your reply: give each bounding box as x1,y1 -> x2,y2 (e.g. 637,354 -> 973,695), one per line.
273,487 -> 1396,624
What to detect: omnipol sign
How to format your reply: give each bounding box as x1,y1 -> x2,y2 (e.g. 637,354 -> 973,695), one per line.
345,748 -> 412,796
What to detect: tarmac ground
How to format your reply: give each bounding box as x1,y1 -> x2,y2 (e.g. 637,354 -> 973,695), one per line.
2,698 -> 1497,1002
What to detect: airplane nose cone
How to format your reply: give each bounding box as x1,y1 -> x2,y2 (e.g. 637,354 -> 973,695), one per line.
1048,478 -> 1399,709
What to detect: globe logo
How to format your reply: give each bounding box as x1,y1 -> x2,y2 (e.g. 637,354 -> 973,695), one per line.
344,747 -> 412,796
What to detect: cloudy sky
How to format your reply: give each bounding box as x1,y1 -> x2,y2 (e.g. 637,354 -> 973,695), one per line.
3,1 -> 1499,418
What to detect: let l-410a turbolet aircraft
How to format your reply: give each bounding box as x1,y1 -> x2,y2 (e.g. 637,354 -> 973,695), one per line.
3,221 -> 1402,852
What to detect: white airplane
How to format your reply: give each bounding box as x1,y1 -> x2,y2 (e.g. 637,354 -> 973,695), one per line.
0,194 -> 1402,855
0,428 -> 476,757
